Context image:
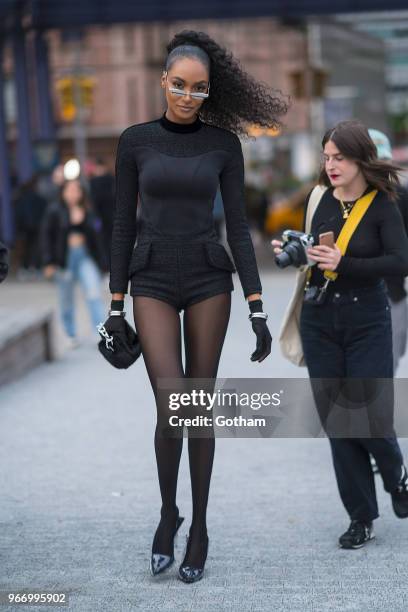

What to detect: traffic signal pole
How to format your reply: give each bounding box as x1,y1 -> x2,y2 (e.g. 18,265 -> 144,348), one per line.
306,21 -> 325,170
71,32 -> 88,183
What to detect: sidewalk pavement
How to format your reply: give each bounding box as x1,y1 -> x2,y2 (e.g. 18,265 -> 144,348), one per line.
0,272 -> 408,611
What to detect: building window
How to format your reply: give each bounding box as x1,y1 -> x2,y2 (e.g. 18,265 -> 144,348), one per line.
127,77 -> 137,123
124,26 -> 135,57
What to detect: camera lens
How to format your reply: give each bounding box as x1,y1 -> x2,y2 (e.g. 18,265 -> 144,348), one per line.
275,251 -> 292,268
275,242 -> 304,269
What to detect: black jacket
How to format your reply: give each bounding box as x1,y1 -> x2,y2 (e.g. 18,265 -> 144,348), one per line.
383,184 -> 408,302
40,202 -> 108,272
0,241 -> 8,283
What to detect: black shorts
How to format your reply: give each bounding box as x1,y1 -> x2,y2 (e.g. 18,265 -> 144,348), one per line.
128,239 -> 235,312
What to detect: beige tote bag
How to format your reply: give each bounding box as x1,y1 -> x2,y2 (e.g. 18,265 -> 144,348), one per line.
278,185 -> 328,366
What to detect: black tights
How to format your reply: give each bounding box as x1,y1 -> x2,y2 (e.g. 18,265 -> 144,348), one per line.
133,293 -> 231,566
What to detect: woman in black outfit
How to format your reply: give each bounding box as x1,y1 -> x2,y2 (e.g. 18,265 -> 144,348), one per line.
41,179 -> 107,346
106,30 -> 287,582
275,120 -> 408,549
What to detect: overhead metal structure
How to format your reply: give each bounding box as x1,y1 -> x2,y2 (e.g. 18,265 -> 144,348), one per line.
0,0 -> 407,244
25,1 -> 408,28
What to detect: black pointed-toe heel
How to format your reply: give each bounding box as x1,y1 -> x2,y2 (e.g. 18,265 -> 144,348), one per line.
178,533 -> 209,584
150,514 -> 184,576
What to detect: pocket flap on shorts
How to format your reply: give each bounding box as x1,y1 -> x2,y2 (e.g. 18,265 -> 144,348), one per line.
128,242 -> 152,276
205,242 -> 236,272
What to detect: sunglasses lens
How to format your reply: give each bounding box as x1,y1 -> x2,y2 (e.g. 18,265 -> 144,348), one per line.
168,83 -> 209,99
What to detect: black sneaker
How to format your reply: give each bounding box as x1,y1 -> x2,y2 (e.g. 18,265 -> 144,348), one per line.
338,520 -> 375,549
391,466 -> 408,518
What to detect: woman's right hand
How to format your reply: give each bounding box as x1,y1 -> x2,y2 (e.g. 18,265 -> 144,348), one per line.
43,264 -> 57,279
271,239 -> 283,255
101,314 -> 128,336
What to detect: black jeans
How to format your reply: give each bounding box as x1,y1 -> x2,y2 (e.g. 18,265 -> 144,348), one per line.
300,282 -> 404,522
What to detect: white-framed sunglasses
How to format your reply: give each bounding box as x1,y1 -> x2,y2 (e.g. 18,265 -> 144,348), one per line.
163,71 -> 210,100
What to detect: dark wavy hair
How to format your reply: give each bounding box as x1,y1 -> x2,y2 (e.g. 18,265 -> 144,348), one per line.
318,120 -> 402,200
60,179 -> 91,211
165,30 -> 289,137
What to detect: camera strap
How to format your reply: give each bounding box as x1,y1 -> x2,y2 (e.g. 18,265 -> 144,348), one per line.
324,189 -> 378,281
306,189 -> 378,287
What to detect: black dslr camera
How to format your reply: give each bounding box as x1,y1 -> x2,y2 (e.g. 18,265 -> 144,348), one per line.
274,230 -> 331,305
274,230 -> 316,269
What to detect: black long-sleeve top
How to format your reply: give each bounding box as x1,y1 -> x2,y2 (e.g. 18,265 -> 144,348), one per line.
109,112 -> 262,298
383,185 -> 408,302
303,186 -> 408,291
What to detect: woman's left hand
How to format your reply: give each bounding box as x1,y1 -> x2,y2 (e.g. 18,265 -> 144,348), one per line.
307,245 -> 342,271
251,319 -> 272,362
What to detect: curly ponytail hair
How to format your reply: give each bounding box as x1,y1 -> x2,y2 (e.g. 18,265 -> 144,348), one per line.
165,30 -> 289,137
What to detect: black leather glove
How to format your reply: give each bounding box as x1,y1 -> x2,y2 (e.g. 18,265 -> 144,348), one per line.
97,299 -> 141,369
103,313 -> 128,333
249,299 -> 272,362
103,299 -> 127,332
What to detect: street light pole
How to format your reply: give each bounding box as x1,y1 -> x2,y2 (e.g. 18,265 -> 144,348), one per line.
72,34 -> 88,184
307,20 -> 325,170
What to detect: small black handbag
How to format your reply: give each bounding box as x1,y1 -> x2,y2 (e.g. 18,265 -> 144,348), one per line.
97,316 -> 142,369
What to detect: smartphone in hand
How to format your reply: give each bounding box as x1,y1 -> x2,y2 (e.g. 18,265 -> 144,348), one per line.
319,231 -> 335,248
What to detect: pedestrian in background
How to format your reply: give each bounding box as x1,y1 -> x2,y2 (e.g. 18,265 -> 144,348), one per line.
14,174 -> 48,279
90,157 -> 115,264
0,240 -> 8,283
273,120 -> 408,549
41,178 -> 107,348
369,129 -> 408,374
